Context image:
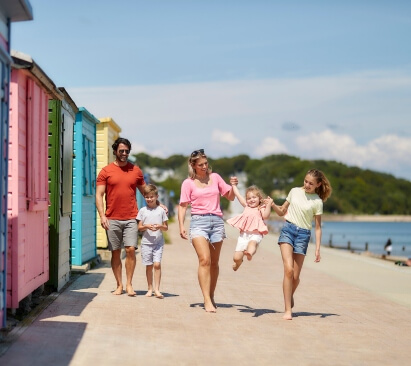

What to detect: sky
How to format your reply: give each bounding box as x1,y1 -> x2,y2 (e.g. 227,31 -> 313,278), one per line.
11,0 -> 411,181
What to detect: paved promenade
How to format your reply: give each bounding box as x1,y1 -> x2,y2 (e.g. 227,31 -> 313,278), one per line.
1,220 -> 410,365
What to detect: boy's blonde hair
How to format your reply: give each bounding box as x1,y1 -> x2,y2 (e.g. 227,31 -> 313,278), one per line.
245,185 -> 265,207
143,184 -> 158,197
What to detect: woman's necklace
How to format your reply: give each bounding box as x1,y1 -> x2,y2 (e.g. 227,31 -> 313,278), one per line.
196,175 -> 209,185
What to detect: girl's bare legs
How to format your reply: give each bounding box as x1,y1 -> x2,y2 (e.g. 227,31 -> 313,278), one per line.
145,265 -> 153,296
153,262 -> 163,298
209,241 -> 223,308
279,243 -> 306,319
244,240 -> 258,261
233,251 -> 244,271
192,237 -> 220,312
279,243 -> 295,320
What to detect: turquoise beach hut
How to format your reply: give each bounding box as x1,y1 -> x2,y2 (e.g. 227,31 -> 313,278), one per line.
71,107 -> 99,266
0,0 -> 33,329
48,88 -> 78,289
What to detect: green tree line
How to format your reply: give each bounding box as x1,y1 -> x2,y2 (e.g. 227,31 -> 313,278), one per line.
133,152 -> 411,215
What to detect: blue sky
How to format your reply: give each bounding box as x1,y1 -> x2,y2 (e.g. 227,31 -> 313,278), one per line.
11,0 -> 411,180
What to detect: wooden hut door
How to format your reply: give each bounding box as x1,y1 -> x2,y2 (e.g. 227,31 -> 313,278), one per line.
24,78 -> 49,283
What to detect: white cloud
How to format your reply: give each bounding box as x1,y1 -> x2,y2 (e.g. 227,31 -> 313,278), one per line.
211,129 -> 240,145
255,137 -> 288,156
295,130 -> 411,177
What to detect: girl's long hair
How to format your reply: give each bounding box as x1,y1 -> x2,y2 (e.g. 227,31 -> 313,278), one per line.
307,169 -> 332,202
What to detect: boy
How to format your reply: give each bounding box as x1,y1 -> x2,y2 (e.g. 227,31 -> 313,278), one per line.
137,184 -> 168,298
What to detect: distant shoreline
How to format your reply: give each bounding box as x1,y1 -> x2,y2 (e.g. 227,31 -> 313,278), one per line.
269,214 -> 411,222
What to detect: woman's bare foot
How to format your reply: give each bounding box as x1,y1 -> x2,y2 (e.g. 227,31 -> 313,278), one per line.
283,311 -> 292,320
126,285 -> 136,297
154,291 -> 164,299
112,286 -> 124,295
244,251 -> 252,261
232,260 -> 243,271
145,290 -> 153,297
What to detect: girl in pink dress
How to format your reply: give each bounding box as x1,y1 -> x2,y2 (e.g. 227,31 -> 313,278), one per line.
227,185 -> 273,271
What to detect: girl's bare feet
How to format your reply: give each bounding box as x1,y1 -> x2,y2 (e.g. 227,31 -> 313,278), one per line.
154,291 -> 164,299
145,289 -> 153,297
232,260 -> 243,271
283,311 -> 292,320
204,300 -> 217,313
112,286 -> 123,295
244,251 -> 252,261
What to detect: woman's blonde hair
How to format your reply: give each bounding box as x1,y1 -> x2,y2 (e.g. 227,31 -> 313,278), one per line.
245,185 -> 265,207
306,169 -> 332,202
187,149 -> 212,179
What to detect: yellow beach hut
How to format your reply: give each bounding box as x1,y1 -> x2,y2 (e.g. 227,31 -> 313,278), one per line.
96,117 -> 121,249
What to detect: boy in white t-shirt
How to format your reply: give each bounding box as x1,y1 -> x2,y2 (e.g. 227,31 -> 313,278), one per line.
137,184 -> 168,299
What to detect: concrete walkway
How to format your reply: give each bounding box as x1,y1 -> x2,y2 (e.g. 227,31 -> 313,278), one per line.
1,220 -> 410,366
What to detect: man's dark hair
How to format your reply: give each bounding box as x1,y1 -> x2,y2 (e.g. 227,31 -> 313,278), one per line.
112,137 -> 131,152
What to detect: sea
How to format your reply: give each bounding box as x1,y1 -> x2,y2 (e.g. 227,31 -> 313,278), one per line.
267,220 -> 411,258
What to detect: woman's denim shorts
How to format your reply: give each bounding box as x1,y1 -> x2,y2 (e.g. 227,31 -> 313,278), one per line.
278,220 -> 311,255
190,214 -> 226,244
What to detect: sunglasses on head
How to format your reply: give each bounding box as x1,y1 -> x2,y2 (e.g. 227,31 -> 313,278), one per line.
119,149 -> 130,154
191,149 -> 204,157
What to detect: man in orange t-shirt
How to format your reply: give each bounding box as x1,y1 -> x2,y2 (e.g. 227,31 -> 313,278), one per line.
96,137 -> 146,296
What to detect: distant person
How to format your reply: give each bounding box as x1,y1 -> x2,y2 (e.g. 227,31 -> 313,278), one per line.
96,137 -> 146,297
178,149 -> 237,313
137,184 -> 168,299
271,169 -> 332,320
384,238 -> 392,256
227,185 -> 273,271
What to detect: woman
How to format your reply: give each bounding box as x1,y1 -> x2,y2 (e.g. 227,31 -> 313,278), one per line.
178,149 -> 237,313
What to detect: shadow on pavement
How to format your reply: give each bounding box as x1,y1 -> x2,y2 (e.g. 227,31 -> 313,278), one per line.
190,302 -> 278,317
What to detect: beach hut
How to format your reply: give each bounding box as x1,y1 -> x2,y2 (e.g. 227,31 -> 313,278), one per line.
0,0 -> 33,329
48,88 -> 78,290
71,107 -> 99,266
96,117 -> 121,249
7,51 -> 62,312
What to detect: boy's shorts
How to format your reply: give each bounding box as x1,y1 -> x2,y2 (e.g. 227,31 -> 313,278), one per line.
235,231 -> 263,252
106,219 -> 138,251
141,243 -> 164,265
190,214 -> 226,244
278,220 -> 311,255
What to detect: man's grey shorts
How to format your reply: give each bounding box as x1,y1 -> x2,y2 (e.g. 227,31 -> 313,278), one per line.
106,219 -> 138,251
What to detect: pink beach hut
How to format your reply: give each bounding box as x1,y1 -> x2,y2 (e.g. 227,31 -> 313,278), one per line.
7,51 -> 62,310
0,0 -> 33,328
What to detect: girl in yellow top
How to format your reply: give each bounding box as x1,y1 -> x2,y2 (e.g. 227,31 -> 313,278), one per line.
272,169 -> 332,320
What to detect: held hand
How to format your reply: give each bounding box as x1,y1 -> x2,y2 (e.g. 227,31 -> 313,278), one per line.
159,203 -> 169,215
230,176 -> 238,186
264,196 -> 274,206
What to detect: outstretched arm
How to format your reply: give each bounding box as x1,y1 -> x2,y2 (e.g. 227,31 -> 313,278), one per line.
271,200 -> 289,217
261,197 -> 273,219
232,185 -> 247,207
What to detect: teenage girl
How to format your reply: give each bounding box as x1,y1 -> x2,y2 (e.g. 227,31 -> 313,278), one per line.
227,185 -> 273,271
272,169 -> 332,320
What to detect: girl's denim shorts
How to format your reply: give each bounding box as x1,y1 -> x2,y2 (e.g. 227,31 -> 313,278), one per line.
278,220 -> 311,255
190,214 -> 226,244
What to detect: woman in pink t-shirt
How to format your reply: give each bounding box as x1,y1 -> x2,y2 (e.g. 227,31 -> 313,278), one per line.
178,149 -> 237,313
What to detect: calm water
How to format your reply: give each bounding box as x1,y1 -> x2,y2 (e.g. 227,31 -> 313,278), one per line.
267,221 -> 411,258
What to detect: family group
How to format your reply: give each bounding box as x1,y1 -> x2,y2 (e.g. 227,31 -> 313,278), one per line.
96,137 -> 332,320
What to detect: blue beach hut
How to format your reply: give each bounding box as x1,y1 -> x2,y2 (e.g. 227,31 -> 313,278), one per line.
71,107 -> 99,266
0,0 -> 33,328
